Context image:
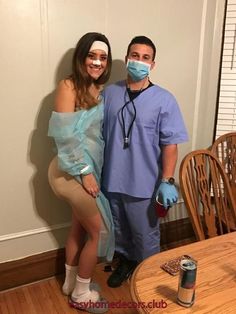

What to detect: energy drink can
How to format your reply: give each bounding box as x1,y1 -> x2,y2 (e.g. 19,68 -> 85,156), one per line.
177,258 -> 197,307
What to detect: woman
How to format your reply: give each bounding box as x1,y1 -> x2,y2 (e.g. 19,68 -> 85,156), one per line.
48,32 -> 114,313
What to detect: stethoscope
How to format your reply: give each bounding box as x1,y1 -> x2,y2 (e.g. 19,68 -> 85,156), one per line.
121,81 -> 151,149
121,90 -> 137,149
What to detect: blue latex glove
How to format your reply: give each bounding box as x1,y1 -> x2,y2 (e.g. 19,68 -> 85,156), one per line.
156,182 -> 178,209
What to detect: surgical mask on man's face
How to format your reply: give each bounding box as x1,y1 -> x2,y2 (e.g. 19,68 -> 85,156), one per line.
126,59 -> 151,81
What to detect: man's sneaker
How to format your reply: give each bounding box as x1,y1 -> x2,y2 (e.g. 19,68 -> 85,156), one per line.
107,256 -> 137,288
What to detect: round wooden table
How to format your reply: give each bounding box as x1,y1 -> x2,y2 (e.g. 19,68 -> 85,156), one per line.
130,232 -> 236,313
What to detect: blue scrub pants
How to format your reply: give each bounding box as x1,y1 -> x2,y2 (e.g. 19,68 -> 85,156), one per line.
105,192 -> 160,263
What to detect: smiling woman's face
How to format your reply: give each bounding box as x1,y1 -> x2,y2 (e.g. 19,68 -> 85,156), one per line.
85,49 -> 108,80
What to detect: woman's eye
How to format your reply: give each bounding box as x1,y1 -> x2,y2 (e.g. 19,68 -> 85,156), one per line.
87,53 -> 107,61
87,53 -> 95,60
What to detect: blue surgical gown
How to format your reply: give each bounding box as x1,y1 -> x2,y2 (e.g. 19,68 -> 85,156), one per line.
48,101 -> 114,262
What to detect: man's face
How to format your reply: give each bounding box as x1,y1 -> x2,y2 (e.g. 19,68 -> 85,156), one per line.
126,44 -> 155,68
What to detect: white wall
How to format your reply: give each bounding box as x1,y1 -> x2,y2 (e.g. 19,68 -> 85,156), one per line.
0,0 -> 225,262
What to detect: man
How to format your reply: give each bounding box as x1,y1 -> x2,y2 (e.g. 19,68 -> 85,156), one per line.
102,36 -> 188,287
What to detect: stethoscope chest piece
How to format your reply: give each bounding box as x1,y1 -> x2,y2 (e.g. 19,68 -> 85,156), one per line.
123,137 -> 129,149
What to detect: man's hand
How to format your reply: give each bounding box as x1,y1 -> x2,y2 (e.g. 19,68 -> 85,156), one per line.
156,182 -> 178,208
81,173 -> 99,198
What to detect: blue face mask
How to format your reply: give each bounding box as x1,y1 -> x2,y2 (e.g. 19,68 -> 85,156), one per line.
126,59 -> 151,81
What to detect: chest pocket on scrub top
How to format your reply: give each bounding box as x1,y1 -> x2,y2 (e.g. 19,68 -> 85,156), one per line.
132,118 -> 156,145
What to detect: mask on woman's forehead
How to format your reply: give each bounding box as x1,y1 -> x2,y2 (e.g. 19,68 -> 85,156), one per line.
126,59 -> 151,81
89,41 -> 108,54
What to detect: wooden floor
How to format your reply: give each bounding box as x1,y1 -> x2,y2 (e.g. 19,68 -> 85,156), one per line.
0,262 -> 137,314
0,238 -> 195,314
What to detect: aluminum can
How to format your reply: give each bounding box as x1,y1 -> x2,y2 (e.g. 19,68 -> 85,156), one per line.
177,258 -> 197,307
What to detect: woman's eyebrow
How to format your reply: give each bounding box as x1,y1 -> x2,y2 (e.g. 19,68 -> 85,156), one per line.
88,52 -> 107,56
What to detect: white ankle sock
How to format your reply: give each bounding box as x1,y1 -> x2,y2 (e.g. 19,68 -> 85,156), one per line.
62,264 -> 77,295
71,275 -> 100,303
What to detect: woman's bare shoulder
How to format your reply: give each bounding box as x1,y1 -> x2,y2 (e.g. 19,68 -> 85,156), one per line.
55,79 -> 76,112
57,78 -> 75,92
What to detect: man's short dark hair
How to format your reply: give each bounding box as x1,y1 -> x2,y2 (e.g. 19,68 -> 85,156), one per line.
127,36 -> 156,60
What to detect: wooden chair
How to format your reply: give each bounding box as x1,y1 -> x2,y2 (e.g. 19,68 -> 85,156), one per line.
210,132 -> 236,202
179,149 -> 236,241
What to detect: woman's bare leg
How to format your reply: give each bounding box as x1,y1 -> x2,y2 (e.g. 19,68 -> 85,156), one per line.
77,212 -> 102,278
65,211 -> 86,266
71,211 -> 102,303
63,211 -> 86,295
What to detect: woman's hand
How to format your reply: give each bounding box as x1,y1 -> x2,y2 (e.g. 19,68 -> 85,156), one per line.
81,173 -> 99,198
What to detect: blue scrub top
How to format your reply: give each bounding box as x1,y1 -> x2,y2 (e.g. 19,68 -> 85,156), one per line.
102,80 -> 188,198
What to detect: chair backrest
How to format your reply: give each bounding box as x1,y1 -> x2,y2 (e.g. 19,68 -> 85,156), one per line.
179,149 -> 236,241
210,132 -> 236,201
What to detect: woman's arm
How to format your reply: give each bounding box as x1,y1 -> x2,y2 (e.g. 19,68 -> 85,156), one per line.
54,79 -> 76,112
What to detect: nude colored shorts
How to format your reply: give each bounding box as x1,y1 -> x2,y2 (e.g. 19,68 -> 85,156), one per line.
48,157 -> 99,218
